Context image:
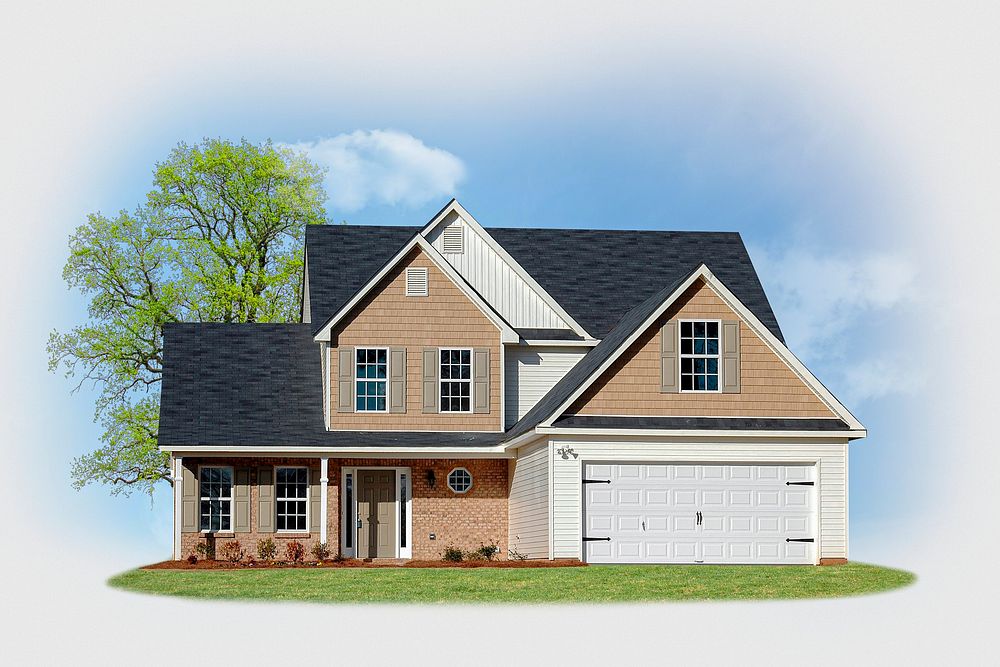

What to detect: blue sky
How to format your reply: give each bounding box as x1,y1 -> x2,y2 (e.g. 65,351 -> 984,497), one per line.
40,66 -> 922,563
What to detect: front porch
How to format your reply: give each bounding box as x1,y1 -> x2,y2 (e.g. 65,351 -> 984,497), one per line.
172,456 -> 509,561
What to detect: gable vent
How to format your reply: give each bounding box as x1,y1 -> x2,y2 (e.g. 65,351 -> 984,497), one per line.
442,225 -> 464,254
405,267 -> 428,296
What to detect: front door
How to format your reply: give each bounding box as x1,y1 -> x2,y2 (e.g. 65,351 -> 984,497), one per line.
357,470 -> 397,558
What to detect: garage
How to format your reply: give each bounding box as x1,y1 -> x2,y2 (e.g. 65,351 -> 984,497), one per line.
583,462 -> 817,564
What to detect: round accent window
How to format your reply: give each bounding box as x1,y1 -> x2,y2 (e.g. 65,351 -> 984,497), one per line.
447,467 -> 473,494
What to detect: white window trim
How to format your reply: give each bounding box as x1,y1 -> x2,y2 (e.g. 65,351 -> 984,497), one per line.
439,347 -> 473,414
678,318 -> 722,393
447,466 -> 473,494
274,465 -> 310,533
341,466 -> 412,559
354,346 -> 389,413
197,465 -> 234,534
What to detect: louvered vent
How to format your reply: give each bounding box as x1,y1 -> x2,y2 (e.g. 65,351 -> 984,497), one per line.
405,267 -> 428,296
442,225 -> 464,254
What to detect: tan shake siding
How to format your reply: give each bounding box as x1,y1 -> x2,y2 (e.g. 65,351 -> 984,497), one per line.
571,279 -> 836,417
330,248 -> 502,431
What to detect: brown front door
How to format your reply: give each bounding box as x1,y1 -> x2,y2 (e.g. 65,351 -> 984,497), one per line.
356,470 -> 397,558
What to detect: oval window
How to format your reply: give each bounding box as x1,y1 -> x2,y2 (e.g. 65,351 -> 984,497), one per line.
447,467 -> 472,494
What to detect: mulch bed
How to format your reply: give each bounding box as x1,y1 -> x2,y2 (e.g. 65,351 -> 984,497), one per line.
143,558 -> 586,570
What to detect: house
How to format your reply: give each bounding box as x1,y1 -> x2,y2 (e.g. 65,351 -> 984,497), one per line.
158,199 -> 865,565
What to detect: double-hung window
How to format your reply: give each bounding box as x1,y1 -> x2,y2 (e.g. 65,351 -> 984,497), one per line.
679,321 -> 720,391
199,466 -> 232,532
440,348 -> 471,412
355,348 -> 387,412
276,467 -> 308,532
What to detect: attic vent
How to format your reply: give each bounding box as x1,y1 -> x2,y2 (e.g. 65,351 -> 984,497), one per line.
442,225 -> 464,254
405,267 -> 428,296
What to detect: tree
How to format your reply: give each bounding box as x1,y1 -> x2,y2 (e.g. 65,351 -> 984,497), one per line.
49,138 -> 327,496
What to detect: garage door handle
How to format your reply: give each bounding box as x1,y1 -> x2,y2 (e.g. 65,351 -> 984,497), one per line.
582,536 -> 611,542
583,479 -> 611,484
786,481 -> 814,486
786,538 -> 815,543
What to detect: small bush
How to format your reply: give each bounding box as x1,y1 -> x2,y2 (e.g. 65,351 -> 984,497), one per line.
257,537 -> 277,561
219,540 -> 245,563
285,540 -> 306,563
311,542 -> 331,561
442,546 -> 464,562
186,554 -> 198,565
475,542 -> 500,561
194,542 -> 215,560
508,547 -> 527,561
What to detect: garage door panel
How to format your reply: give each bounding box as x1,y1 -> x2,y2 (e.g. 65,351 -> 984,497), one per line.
584,462 -> 816,564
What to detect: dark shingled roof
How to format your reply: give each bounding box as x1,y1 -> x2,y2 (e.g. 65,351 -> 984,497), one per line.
515,328 -> 585,341
552,416 -> 851,431
158,323 -> 503,447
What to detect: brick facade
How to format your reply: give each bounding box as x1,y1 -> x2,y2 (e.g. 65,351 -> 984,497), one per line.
180,457 -> 508,561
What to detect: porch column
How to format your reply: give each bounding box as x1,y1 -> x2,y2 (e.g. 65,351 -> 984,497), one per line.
172,456 -> 183,560
319,457 -> 329,545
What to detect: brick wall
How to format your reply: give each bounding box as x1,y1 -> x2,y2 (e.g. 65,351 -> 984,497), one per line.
571,279 -> 836,417
180,457 -> 509,561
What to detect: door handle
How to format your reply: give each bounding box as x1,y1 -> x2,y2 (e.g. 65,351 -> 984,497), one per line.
641,520 -> 646,531
696,511 -> 702,526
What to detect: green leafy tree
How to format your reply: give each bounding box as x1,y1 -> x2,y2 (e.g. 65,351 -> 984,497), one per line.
49,138 -> 327,496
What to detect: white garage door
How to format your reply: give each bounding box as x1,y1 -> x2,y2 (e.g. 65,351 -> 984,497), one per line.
584,463 -> 816,564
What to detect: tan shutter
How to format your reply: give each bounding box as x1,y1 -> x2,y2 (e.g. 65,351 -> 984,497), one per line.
257,466 -> 274,533
389,347 -> 407,413
337,347 -> 354,413
234,467 -> 251,533
660,321 -> 679,393
181,461 -> 199,533
473,348 -> 490,413
422,347 -> 439,413
310,468 -> 321,533
721,320 -> 741,393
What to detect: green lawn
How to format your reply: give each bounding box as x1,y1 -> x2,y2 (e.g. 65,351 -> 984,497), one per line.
108,562 -> 914,603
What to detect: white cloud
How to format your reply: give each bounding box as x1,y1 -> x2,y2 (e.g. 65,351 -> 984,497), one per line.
284,130 -> 466,212
749,243 -> 921,405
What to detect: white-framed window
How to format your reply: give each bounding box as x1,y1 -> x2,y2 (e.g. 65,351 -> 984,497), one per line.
199,466 -> 233,532
355,347 -> 388,411
275,467 -> 308,532
440,348 -> 472,412
679,320 -> 720,392
447,467 -> 473,494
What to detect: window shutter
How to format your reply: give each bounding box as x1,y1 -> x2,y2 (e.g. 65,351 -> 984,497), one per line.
473,348 -> 490,413
389,347 -> 407,413
257,466 -> 274,533
422,348 -> 439,413
234,467 -> 251,533
181,461 -> 198,533
721,320 -> 741,393
337,347 -> 354,413
660,321 -> 679,393
310,468 -> 321,534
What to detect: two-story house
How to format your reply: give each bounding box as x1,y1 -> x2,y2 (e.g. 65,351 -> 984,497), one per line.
158,199 -> 865,565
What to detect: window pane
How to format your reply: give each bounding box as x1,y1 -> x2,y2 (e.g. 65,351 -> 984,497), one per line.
694,358 -> 705,373
681,375 -> 693,390
695,375 -> 706,390
706,339 -> 719,355
681,358 -> 692,373
707,322 -> 718,337
707,358 -> 718,374
681,321 -> 692,337
441,364 -> 451,379
707,375 -> 719,391
681,339 -> 692,354
693,339 -> 705,354
693,322 -> 705,336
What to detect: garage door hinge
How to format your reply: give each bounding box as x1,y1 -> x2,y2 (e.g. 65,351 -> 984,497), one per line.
786,538 -> 815,543
786,481 -> 814,486
582,536 -> 612,542
582,479 -> 611,484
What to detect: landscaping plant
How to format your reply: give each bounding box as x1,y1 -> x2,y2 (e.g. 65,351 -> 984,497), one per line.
442,546 -> 464,562
285,540 -> 305,563
257,538 -> 277,561
311,542 -> 331,561
194,542 -> 215,560
219,540 -> 245,563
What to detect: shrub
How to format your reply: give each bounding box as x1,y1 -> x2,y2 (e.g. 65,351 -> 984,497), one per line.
194,542 -> 215,560
311,542 -> 331,561
219,540 -> 245,563
186,554 -> 198,565
442,546 -> 464,562
285,540 -> 306,563
475,542 -> 500,561
257,537 -> 277,561
508,547 -> 527,561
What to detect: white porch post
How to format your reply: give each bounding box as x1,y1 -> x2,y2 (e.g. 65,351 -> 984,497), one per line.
319,457 -> 329,545
172,456 -> 183,560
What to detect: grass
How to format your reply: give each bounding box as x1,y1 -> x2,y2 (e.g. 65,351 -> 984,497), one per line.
108,562 -> 914,603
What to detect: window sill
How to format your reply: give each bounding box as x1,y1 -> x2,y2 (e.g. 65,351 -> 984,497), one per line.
274,533 -> 311,539
198,532 -> 235,538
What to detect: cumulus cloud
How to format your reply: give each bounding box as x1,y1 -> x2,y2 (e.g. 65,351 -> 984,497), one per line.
749,244 -> 921,405
284,130 -> 466,212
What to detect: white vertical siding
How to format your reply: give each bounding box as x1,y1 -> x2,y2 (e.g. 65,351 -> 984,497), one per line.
504,346 -> 587,427
508,440 -> 550,559
547,437 -> 850,562
427,214 -> 570,330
